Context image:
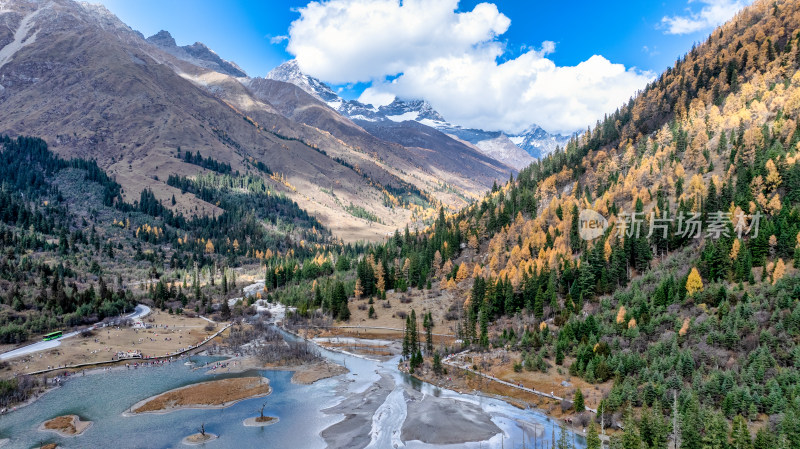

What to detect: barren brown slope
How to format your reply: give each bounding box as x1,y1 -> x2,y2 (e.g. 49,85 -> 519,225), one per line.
243,77 -> 512,191
0,0 -> 407,239
0,0 -> 515,241
131,24 -> 510,229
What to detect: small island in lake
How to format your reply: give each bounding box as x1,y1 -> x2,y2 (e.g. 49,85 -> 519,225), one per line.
182,432 -> 218,445
39,415 -> 92,437
128,376 -> 270,415
243,415 -> 279,427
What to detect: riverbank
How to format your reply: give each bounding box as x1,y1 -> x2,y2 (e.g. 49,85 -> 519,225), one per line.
127,376 -> 271,415
410,356 -> 616,441
200,354 -> 349,385
267,359 -> 348,384
0,320 -> 597,448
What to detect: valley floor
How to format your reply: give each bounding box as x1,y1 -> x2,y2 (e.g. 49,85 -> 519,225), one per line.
0,312 -> 218,378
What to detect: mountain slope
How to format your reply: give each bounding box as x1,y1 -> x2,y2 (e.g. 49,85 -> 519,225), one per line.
238,75 -> 514,203
0,0 -> 391,239
146,30 -> 247,77
0,0 -> 512,241
317,0 -> 800,443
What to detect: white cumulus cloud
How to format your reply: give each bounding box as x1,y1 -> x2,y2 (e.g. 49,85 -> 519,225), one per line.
661,0 -> 753,35
286,0 -> 654,135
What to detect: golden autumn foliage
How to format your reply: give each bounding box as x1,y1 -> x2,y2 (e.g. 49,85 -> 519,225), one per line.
730,239 -> 741,260
455,263 -> 469,283
432,250 -> 443,276
767,194 -> 782,215
354,279 -> 363,300
472,264 -> 483,278
686,268 -> 703,296
679,318 -> 690,337
616,306 -> 627,325
773,259 -> 786,284
376,261 -> 386,293
765,159 -> 782,191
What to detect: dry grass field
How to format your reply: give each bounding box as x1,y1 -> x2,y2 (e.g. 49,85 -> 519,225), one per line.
1,312 -> 220,376
132,376 -> 270,413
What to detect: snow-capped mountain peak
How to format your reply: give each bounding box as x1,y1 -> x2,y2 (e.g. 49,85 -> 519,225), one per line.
267,59 -> 570,163
266,60 -> 340,104
381,98 -> 446,123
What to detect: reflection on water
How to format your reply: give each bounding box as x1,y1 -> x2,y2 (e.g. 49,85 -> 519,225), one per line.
0,329 -> 586,449
402,371 -> 424,391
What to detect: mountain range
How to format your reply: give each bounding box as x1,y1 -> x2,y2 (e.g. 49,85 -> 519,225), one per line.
266,59 -> 572,165
0,0 -> 526,241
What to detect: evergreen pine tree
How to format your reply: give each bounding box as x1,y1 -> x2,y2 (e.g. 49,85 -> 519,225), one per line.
424,312 -> 434,352
403,316 -> 411,359
338,299 -> 350,321
574,388 -> 585,412
703,411 -> 730,449
731,415 -> 753,449
556,422 -> 573,449
753,427 -> 775,449
681,395 -> 703,449
220,298 -> 231,320
410,309 -> 419,351
479,305 -> 489,348
586,421 -> 601,449
432,351 -> 443,375
621,407 -> 642,449
570,203 -> 581,253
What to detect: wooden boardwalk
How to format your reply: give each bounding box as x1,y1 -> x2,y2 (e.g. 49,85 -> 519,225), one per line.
442,351 -> 598,414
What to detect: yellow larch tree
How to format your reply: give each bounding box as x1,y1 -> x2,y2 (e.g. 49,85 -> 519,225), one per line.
730,239 -> 741,260
686,268 -> 703,296
472,264 -> 482,278
354,279 -> 363,300
468,234 -> 479,251
432,250 -> 443,276
765,159 -> 782,191
616,306 -> 627,325
741,127 -> 762,164
376,261 -> 385,293
773,259 -> 786,284
767,193 -> 782,215
455,262 -> 469,283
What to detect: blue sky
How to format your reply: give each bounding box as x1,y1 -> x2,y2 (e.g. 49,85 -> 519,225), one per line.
98,0 -> 751,134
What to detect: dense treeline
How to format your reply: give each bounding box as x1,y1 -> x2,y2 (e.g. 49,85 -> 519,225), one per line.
0,137 -> 136,341
177,148 -> 235,175
0,136 -> 332,344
